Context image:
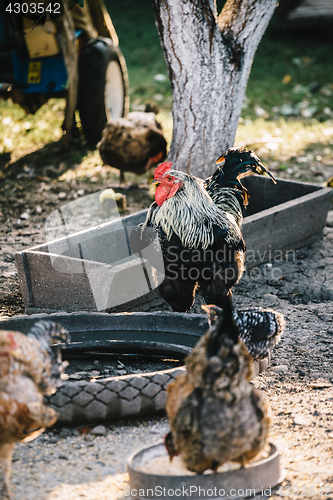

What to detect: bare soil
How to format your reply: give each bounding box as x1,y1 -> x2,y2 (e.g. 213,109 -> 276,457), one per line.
0,148 -> 332,499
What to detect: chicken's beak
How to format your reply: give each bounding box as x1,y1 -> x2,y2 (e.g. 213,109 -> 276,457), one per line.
11,349 -> 22,360
151,179 -> 160,186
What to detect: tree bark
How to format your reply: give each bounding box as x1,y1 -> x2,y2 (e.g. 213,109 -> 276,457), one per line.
152,0 -> 277,178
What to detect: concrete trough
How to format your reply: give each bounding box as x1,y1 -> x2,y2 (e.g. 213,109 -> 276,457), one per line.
15,176 -> 332,314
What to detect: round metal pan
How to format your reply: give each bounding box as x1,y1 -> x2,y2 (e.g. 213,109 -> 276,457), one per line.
127,442 -> 284,500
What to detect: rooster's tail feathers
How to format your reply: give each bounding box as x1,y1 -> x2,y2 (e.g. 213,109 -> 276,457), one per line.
216,148 -> 276,185
205,147 -> 276,210
209,148 -> 276,209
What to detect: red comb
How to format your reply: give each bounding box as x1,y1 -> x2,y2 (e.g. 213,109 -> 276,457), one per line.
7,332 -> 18,349
154,162 -> 172,179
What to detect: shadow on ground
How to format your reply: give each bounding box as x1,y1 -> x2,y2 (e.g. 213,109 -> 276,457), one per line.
1,137 -> 93,180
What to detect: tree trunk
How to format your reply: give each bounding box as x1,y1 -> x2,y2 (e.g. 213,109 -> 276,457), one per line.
152,0 -> 277,178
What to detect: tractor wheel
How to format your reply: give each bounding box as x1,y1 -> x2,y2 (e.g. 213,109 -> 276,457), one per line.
78,37 -> 129,145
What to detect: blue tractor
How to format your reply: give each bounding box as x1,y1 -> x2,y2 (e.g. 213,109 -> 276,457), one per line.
0,0 -> 129,144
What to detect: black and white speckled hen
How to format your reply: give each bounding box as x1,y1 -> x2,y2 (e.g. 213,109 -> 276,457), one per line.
97,111 -> 167,184
203,304 -> 285,359
131,147 -> 276,312
165,296 -> 271,473
0,321 -> 70,499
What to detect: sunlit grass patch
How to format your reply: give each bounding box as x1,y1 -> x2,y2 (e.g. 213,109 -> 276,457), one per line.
235,118 -> 333,182
0,99 -> 65,158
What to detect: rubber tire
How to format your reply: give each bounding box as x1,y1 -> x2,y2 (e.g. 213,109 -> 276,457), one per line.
78,37 -> 129,146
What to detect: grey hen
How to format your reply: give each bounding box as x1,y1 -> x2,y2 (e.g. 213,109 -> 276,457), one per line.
203,305 -> 285,359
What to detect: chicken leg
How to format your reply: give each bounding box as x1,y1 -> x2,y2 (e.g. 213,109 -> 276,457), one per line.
0,442 -> 14,500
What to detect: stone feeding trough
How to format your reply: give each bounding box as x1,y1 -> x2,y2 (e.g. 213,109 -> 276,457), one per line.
0,311 -> 269,425
127,442 -> 284,500
14,176 -> 332,314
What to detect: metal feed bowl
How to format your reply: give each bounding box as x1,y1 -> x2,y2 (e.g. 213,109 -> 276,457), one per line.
0,312 -> 268,425
127,442 -> 284,500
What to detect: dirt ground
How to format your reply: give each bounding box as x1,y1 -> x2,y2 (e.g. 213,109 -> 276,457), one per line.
0,148 -> 333,499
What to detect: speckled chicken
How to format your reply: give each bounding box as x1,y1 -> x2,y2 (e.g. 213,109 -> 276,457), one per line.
130,148 -> 276,312
97,111 -> 167,184
165,297 -> 271,473
0,321 -> 70,499
204,304 -> 285,359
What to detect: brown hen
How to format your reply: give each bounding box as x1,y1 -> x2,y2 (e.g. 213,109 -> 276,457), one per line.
97,111 -> 167,184
0,321 -> 70,499
165,296 -> 271,473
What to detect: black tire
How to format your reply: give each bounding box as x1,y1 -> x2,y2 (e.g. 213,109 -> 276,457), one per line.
78,37 -> 129,145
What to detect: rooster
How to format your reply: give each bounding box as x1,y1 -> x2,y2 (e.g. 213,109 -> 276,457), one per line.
130,147 -> 276,312
0,321 -> 70,499
97,111 -> 167,184
203,304 -> 285,359
165,296 -> 271,473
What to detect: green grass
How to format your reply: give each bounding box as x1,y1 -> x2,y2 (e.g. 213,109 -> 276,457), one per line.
245,30 -> 333,122
107,0 -> 333,121
235,118 -> 333,183
1,1 -> 333,186
0,99 -> 64,157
